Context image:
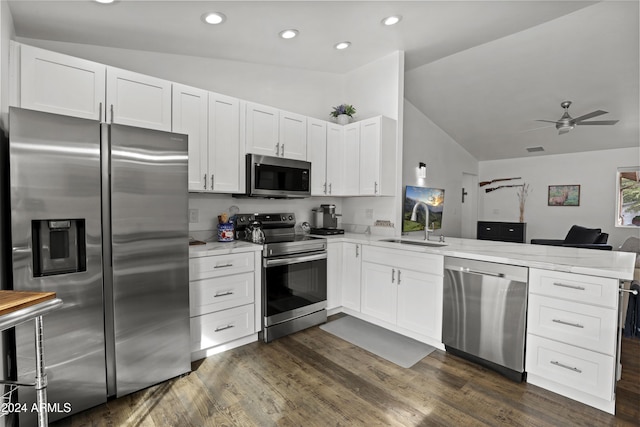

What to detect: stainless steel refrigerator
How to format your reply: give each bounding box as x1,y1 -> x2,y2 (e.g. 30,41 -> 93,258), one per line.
8,107 -> 191,424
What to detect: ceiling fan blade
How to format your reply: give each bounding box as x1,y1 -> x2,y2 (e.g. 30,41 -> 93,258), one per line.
558,128 -> 571,135
573,110 -> 608,122
577,120 -> 619,126
535,120 -> 558,124
518,124 -> 555,134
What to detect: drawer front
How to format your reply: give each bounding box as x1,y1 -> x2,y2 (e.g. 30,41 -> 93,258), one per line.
528,294 -> 617,355
363,245 -> 443,275
498,223 -> 526,243
190,272 -> 255,316
526,334 -> 615,401
190,252 -> 254,281
477,221 -> 500,240
529,269 -> 618,308
190,304 -> 255,352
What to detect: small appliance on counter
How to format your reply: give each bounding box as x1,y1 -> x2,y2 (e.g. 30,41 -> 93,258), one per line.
311,204 -> 344,235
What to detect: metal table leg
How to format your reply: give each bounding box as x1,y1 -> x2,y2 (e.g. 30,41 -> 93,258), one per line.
33,315 -> 48,427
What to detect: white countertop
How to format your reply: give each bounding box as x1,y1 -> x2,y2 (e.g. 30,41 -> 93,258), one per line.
189,233 -> 635,280
326,233 -> 636,280
189,240 -> 261,258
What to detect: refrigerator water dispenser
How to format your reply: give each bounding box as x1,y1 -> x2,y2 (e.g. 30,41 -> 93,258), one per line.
32,219 -> 86,276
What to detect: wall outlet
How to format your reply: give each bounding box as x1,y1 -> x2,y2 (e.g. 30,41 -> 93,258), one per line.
365,209 -> 373,219
188,209 -> 199,223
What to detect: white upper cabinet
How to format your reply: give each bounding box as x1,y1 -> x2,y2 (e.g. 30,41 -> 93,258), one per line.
106,67 -> 172,131
342,122 -> 360,196
325,123 -> 345,196
245,102 -> 307,160
172,84 -> 209,191
307,118 -> 328,196
279,111 -> 307,160
208,93 -> 242,193
245,102 -> 279,157
16,43 -> 105,121
359,116 -> 397,196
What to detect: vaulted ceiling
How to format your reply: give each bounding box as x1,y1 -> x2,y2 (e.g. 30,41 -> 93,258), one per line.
8,1 -> 639,161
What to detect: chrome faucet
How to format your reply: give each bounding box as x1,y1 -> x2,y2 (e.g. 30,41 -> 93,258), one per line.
410,202 -> 434,241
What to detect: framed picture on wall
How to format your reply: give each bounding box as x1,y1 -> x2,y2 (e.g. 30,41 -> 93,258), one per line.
548,185 -> 580,206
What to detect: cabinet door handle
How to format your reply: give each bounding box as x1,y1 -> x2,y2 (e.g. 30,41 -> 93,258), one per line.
374,181 -> 378,194
550,360 -> 582,373
323,182 -> 327,194
552,319 -> 584,328
215,324 -> 235,332
99,102 -> 103,121
329,183 -> 332,194
204,174 -> 207,190
391,268 -> 395,283
281,144 -> 285,156
110,104 -> 114,124
275,143 -> 280,156
214,291 -> 234,298
214,263 -> 233,269
211,174 -> 214,190
397,270 -> 401,285
553,282 -> 586,291
355,245 -> 359,258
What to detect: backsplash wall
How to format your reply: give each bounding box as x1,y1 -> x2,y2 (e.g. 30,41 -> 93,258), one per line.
188,194 -> 344,241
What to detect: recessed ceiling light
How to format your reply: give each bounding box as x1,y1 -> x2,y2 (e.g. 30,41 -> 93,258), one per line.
201,12 -> 226,25
334,41 -> 351,50
279,29 -> 299,40
382,15 -> 402,26
95,0 -> 115,4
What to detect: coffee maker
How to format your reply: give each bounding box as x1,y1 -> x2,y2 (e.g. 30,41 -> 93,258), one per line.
310,204 -> 344,235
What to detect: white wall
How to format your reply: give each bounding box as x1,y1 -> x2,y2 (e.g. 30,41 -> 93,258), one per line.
1,1 -> 14,133
402,100 -> 479,238
478,147 -> 640,248
341,51 -> 405,235
16,37 -> 343,119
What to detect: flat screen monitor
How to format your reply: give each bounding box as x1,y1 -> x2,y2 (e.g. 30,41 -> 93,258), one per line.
402,185 -> 445,232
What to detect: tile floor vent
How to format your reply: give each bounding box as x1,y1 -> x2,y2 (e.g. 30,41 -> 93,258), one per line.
526,146 -> 545,152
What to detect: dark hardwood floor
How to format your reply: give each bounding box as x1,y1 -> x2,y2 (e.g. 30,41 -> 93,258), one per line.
53,319 -> 640,427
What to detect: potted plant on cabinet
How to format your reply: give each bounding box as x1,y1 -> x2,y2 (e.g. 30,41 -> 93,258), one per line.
330,104 -> 356,125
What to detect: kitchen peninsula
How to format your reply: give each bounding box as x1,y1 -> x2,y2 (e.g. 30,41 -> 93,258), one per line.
188,233 -> 637,416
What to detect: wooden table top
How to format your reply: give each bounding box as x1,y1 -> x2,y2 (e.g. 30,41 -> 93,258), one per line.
0,291 -> 57,317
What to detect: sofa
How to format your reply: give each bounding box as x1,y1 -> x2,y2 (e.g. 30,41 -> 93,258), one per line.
530,225 -> 612,250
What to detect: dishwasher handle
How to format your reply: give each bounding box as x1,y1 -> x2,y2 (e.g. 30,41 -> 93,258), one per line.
444,257 -> 528,283
452,266 -> 505,278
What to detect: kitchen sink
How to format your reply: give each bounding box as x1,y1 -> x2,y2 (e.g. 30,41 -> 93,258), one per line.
380,238 -> 447,247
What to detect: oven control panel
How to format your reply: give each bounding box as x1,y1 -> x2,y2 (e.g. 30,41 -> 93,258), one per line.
234,213 -> 296,230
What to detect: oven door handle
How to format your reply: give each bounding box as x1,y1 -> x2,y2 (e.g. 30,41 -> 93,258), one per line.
264,252 -> 327,267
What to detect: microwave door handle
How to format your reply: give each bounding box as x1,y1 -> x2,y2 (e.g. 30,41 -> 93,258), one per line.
264,252 -> 327,268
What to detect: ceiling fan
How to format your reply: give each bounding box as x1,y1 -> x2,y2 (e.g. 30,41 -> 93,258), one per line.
536,101 -> 619,135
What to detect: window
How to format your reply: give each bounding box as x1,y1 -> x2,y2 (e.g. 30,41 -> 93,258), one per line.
616,167 -> 640,227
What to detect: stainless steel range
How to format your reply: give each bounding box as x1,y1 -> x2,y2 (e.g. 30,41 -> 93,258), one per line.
234,213 -> 327,342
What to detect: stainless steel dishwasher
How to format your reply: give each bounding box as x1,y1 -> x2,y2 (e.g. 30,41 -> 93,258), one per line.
443,257 -> 528,382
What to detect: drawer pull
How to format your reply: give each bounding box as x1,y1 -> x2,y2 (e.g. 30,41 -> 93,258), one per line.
214,263 -> 234,269
214,291 -> 234,298
553,282 -> 585,291
550,360 -> 582,373
215,324 -> 235,332
552,319 -> 584,328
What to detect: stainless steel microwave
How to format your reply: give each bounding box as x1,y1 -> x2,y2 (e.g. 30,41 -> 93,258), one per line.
241,154 -> 311,198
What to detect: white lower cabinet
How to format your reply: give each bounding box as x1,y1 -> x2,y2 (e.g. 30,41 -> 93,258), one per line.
526,268 -> 619,414
191,304 -> 255,353
189,252 -> 259,361
341,242 -> 362,312
326,242 -> 343,311
360,246 -> 443,343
